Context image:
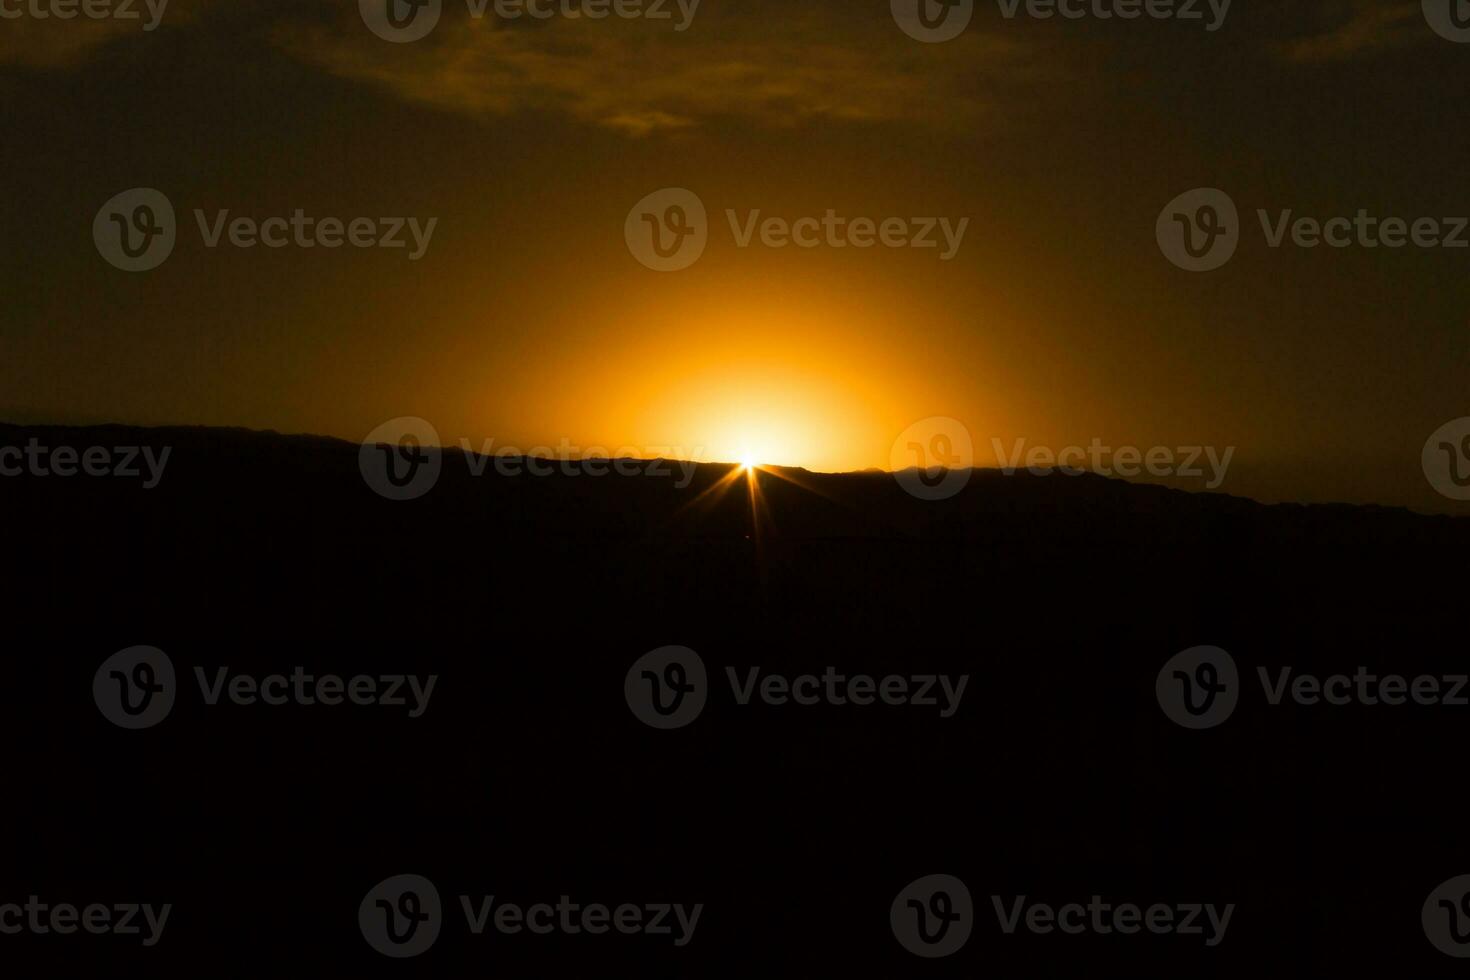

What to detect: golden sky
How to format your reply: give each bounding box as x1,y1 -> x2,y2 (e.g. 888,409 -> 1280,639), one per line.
3,0 -> 1468,510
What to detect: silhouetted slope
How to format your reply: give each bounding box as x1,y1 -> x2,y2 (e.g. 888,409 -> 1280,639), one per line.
0,423 -> 1464,975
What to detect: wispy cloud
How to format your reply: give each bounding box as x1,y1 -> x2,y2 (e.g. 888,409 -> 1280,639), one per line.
0,17 -> 145,68
1273,1 -> 1424,63
0,0 -> 201,68
4,0 -> 1434,128
275,6 -> 1042,136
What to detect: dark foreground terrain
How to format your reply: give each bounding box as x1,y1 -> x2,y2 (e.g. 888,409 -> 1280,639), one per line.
3,422 -> 1468,974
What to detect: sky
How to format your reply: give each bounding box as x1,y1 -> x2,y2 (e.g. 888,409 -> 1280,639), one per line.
2,0 -> 1468,511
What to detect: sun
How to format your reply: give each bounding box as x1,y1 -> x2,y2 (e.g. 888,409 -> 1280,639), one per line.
739,455 -> 757,472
